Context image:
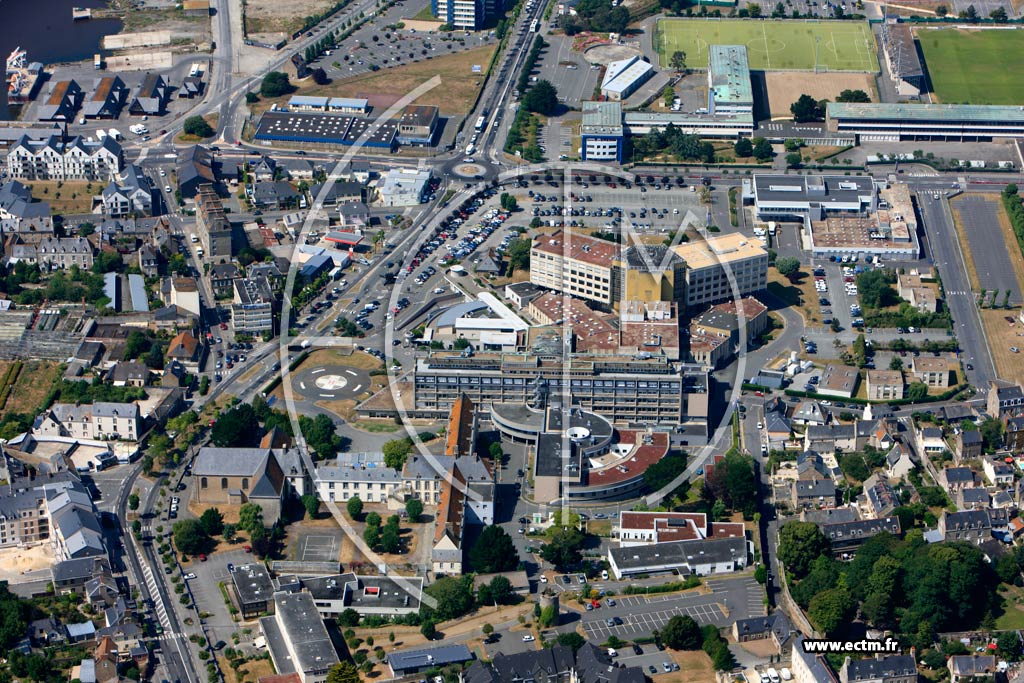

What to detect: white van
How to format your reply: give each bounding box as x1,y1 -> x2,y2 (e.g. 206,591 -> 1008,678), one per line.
196,248 -> 204,258
190,234 -> 198,243
767,668 -> 780,683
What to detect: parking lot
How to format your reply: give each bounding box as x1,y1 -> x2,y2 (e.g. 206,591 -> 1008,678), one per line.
532,34 -> 602,107
583,597 -> 727,641
183,547 -> 252,640
951,194 -> 1023,305
307,0 -> 498,81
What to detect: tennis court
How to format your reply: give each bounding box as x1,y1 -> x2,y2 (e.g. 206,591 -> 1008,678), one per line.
654,18 -> 879,72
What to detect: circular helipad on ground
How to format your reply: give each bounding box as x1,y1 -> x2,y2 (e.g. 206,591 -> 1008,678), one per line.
453,162 -> 487,178
314,374 -> 349,391
293,365 -> 372,401
583,43 -> 643,65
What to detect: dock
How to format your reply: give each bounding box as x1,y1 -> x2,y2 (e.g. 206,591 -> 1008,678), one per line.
72,6 -> 92,20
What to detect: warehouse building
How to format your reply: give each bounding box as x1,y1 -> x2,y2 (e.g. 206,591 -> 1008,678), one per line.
600,56 -> 653,101
827,102 -> 1024,141
396,104 -> 440,146
623,110 -> 754,139
744,174 -> 877,221
254,111 -> 397,149
580,101 -> 624,162
286,95 -> 369,114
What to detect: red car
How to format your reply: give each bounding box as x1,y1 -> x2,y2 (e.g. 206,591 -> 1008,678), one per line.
199,554 -> 207,562
219,322 -> 228,330
244,545 -> 252,553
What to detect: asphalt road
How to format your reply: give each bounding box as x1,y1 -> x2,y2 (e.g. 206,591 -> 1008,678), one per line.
951,193 -> 1023,305
918,193 -> 996,388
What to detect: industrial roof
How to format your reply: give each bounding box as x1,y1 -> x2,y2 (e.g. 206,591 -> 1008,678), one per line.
708,45 -> 752,106
388,644 -> 473,673
828,102 -> 1024,122
601,56 -> 652,96
581,100 -> 623,135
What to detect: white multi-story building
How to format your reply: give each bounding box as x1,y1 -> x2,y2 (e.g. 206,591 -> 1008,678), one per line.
6,133 -> 123,181
433,0 -> 480,29
672,233 -> 768,308
529,229 -> 619,306
231,275 -> 275,335
34,402 -> 141,441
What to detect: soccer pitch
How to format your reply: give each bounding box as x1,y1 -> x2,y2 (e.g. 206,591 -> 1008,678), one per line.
917,29 -> 1024,105
654,19 -> 879,72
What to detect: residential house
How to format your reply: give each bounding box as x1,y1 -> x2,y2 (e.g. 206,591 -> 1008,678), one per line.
860,473 -> 898,518
102,164 -> 154,217
66,622 -> 97,644
955,429 -> 984,463
765,411 -> 792,448
885,443 -> 915,481
166,331 -> 202,372
310,181 -> 364,206
804,424 -> 856,454
983,457 -> 1015,486
107,361 -> 149,387
917,426 -> 947,458
338,201 -> 370,229
821,517 -> 902,557
948,655 -> 996,682
169,277 -> 201,316
865,370 -> 904,401
129,74 -> 171,116
35,402 -> 140,441
791,636 -> 841,683
210,262 -> 240,298
1004,414 -> 1024,451
247,180 -> 298,210
941,466 -> 976,493
993,490 -> 1015,510
731,611 -> 794,654
136,244 -> 158,277
911,356 -> 954,388
839,654 -> 916,683
989,380 -> 1024,417
939,510 -> 995,544
0,180 -> 53,237
959,487 -> 990,510
177,145 -> 218,197
247,155 -> 277,181
37,236 -> 95,271
792,401 -> 828,426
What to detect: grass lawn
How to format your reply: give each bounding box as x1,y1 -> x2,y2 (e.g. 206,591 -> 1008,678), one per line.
918,28 -> 1024,105
350,419 -> 401,433
997,585 -> 1024,630
979,308 -> 1024,385
3,360 -> 59,416
654,18 -> 878,71
270,44 -> 497,116
412,4 -> 436,20
22,180 -> 97,214
176,113 -> 219,144
662,649 -> 715,683
768,268 -> 823,327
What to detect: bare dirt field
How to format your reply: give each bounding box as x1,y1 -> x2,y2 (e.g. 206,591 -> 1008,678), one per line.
980,308 -> 1024,385
245,0 -> 337,35
0,544 -> 55,583
218,654 -> 275,683
765,72 -> 877,119
291,45 -> 497,116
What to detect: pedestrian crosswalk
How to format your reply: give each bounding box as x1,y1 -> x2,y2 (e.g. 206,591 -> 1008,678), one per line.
139,558 -> 173,631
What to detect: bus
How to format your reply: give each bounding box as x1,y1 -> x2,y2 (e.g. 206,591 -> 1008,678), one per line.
475,115 -> 486,131
532,19 -> 540,32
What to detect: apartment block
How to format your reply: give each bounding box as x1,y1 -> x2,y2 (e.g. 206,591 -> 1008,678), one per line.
195,185 -> 232,260
671,233 -> 768,308
6,133 -> 123,181
530,230 -> 619,307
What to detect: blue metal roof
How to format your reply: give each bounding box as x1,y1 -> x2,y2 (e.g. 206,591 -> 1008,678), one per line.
388,644 -> 473,672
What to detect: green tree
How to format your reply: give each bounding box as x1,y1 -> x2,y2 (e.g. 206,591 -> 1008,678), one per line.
302,494 -> 320,519
128,493 -> 140,511
424,576 -> 475,621
778,521 -> 830,579
661,614 -> 702,650
326,662 -> 361,683
669,50 -> 687,72
790,94 -> 824,122
173,519 -> 209,555
990,5 -> 1007,21
380,525 -> 401,553
238,503 -> 263,535
223,523 -> 236,542
808,586 -> 853,636
733,137 -> 753,157
747,2 -> 762,16
643,453 -> 687,492
979,418 -> 1004,453
889,356 -> 904,371
703,451 -> 758,518
786,152 -> 802,169
211,404 -> 260,447
199,507 -> 224,536
183,116 -> 214,138
835,89 -> 870,103
382,437 -> 414,469
557,631 -> 586,651
752,137 -> 774,162
347,496 -> 363,519
840,453 -> 869,482
405,497 -> 424,522
299,413 -> 342,459
997,628 -> 1022,658
420,621 -> 437,639
363,524 -> 381,549
857,269 -> 898,308
907,382 -> 928,401
775,256 -> 800,280
523,80 -> 559,115
936,3 -> 948,14
469,525 -> 520,573
506,238 -> 531,275
539,527 -> 585,571
260,71 -> 295,98
338,608 -> 360,627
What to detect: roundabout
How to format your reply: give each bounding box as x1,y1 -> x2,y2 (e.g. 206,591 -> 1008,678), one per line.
452,162 -> 488,178
292,365 -> 373,400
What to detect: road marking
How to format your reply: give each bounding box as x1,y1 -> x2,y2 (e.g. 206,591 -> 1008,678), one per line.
352,384 -> 362,392
346,370 -> 357,376
312,368 -> 325,374
320,393 -> 332,398
299,382 -> 306,390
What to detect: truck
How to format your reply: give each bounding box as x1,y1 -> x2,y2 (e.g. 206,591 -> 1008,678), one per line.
107,128 -> 122,140
474,115 -> 486,131
94,54 -> 102,70
465,144 -> 476,155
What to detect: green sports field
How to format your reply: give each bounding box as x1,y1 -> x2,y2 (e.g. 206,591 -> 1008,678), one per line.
654,19 -> 879,72
917,29 -> 1024,105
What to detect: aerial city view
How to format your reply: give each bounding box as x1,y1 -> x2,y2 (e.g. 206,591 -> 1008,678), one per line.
4,0 -> 1024,680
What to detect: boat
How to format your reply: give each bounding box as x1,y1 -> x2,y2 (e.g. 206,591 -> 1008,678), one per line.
72,6 -> 92,19
5,48 -> 42,104
6,47 -> 26,75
